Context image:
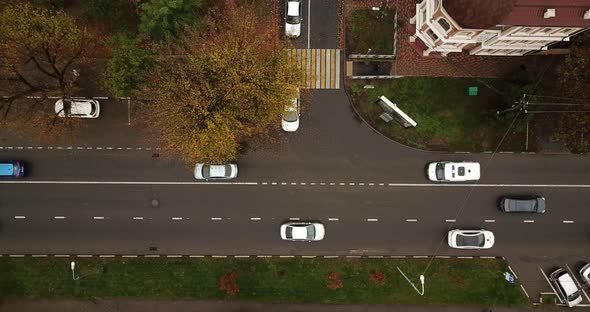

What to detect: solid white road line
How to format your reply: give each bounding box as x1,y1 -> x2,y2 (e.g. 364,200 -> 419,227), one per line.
0,181 -> 259,185
520,284 -> 530,298
307,0 -> 311,49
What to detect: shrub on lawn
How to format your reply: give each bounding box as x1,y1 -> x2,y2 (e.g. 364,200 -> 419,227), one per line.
219,270 -> 239,296
327,272 -> 343,290
369,269 -> 386,286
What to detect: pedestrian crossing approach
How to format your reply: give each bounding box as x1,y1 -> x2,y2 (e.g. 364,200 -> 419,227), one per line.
288,49 -> 341,89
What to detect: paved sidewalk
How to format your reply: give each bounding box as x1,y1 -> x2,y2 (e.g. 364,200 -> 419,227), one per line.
1,300 -> 588,312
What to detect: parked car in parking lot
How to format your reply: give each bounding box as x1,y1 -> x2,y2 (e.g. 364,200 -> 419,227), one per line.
284,0 -> 302,38
499,195 -> 546,213
427,161 -> 480,182
55,99 -> 100,118
447,229 -> 494,249
580,263 -> 590,288
280,222 -> 325,241
194,163 -> 238,180
550,268 -> 582,307
0,160 -> 24,178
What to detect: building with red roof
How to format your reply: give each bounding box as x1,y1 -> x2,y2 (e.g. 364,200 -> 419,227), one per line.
409,0 -> 590,56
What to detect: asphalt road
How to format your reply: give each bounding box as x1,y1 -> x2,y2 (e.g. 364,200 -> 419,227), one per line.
0,2 -> 589,304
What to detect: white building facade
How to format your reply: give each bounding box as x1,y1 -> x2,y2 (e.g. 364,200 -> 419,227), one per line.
409,0 -> 590,57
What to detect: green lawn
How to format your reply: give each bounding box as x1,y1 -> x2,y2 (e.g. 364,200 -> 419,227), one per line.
0,257 -> 528,306
350,78 -> 531,151
346,9 -> 396,55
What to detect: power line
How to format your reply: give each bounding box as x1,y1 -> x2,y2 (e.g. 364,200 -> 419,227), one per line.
421,111 -> 523,276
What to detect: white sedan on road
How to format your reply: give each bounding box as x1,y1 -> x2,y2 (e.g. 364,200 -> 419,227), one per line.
448,229 -> 494,249
194,163 -> 238,180
280,222 -> 325,242
427,161 -> 480,182
55,99 -> 100,118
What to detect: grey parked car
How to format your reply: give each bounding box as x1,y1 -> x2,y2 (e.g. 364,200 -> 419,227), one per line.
499,196 -> 545,213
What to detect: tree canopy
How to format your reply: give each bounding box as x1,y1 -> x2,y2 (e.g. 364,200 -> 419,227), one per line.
552,34 -> 590,152
142,0 -> 300,163
0,3 -> 91,138
139,0 -> 205,41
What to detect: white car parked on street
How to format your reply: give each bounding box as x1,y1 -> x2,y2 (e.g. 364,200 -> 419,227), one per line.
55,99 -> 100,118
285,0 -> 302,38
280,222 -> 325,241
281,88 -> 300,132
427,161 -> 480,182
447,229 -> 494,249
194,163 -> 238,180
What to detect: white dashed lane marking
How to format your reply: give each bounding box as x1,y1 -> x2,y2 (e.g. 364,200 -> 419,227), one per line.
250,217 -> 262,221
133,216 -> 144,220
445,219 -> 456,223
211,217 -> 223,221
328,218 -> 339,221
54,216 -> 66,219
171,217 -> 183,221
563,220 -> 575,224
93,216 -> 105,220
14,216 -> 26,219
523,219 -> 535,223
366,218 -> 379,222
406,219 -> 418,222
484,219 -> 495,223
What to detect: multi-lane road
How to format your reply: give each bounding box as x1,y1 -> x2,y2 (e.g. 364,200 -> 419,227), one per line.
0,1 -> 589,295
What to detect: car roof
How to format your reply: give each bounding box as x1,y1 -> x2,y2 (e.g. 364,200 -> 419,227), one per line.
557,272 -> 579,295
208,164 -> 228,177
0,163 -> 14,175
444,162 -> 480,179
291,226 -> 308,239
287,1 -> 300,16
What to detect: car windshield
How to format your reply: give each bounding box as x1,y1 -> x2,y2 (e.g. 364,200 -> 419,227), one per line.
287,15 -> 301,24
435,163 -> 445,180
306,225 -> 315,239
456,233 -> 484,247
285,227 -> 293,239
282,110 -> 298,122
568,290 -> 581,302
202,165 -> 212,178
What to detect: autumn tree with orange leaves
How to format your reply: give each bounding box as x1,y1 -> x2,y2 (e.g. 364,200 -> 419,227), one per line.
142,0 -> 300,163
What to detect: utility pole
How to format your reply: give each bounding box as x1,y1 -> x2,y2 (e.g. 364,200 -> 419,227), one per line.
497,94 -> 527,115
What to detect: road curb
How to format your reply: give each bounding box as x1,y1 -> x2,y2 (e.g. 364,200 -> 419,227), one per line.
1,254 -> 505,259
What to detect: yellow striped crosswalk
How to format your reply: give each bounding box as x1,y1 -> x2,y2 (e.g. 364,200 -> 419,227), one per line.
288,49 -> 341,89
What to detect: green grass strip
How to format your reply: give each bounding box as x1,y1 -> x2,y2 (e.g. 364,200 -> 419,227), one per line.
0,257 -> 528,306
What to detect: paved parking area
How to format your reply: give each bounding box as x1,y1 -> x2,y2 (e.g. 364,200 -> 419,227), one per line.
509,256 -> 590,307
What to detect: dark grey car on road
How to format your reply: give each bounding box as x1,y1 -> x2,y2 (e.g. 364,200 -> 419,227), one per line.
499,196 -> 545,213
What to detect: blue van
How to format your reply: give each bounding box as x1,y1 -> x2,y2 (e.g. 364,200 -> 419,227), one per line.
0,161 -> 24,178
